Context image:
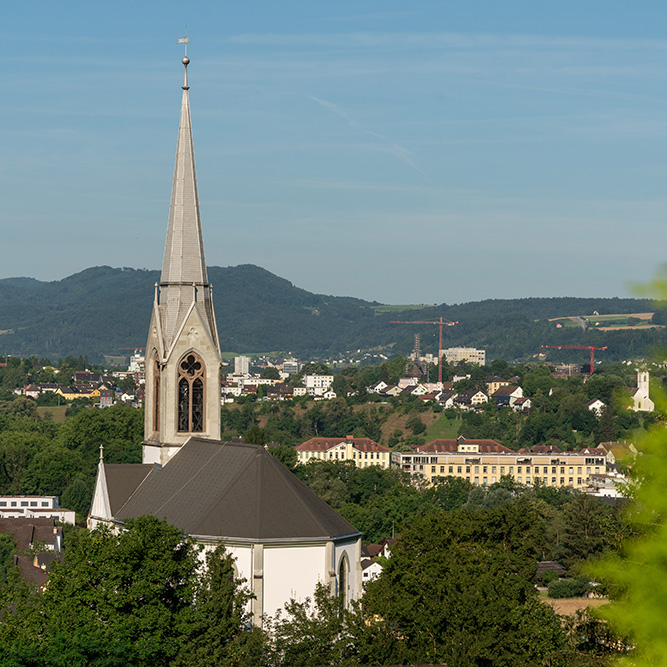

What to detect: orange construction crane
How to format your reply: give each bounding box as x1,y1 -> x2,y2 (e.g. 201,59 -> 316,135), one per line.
540,344 -> 608,375
391,317 -> 458,383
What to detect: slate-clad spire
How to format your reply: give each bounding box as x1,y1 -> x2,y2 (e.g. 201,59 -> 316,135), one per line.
161,55 -> 207,287
156,55 -> 219,354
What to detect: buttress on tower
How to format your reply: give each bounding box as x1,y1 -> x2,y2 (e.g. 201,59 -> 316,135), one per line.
143,55 -> 222,465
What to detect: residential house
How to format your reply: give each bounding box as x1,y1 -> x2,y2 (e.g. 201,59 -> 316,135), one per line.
295,436 -> 392,469
491,385 -> 524,408
99,387 -> 114,407
486,376 -> 512,396
587,399 -> 606,416
367,380 -> 389,394
453,389 -> 488,410
513,396 -> 531,412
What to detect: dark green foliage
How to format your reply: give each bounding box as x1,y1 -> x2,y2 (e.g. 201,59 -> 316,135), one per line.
259,366 -> 280,380
0,517 -> 261,667
559,494 -> 617,570
360,510 -> 572,666
267,583 -> 354,667
267,444 -> 297,470
0,265 -> 661,362
0,404 -> 142,517
548,577 -> 590,598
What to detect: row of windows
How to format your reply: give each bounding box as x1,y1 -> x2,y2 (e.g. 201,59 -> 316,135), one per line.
0,501 -> 50,508
302,450 -> 386,460
429,464 -> 600,475
432,474 -> 584,487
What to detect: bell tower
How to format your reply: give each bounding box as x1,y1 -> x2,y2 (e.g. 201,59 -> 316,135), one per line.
143,49 -> 222,465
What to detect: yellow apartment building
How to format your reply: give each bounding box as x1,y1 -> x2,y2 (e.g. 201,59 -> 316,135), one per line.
295,436 -> 392,469
393,437 -> 606,489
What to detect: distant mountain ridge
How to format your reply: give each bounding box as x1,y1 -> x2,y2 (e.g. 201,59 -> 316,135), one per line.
0,265 -> 663,364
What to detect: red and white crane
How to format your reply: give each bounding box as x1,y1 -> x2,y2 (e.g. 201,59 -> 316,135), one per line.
390,317 -> 458,384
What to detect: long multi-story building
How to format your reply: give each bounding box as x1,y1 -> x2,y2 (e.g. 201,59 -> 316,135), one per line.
296,436 -> 392,469
392,437 -> 606,489
442,347 -> 486,366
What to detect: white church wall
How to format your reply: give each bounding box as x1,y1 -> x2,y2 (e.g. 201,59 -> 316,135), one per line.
262,543 -> 325,618
334,538 -> 362,604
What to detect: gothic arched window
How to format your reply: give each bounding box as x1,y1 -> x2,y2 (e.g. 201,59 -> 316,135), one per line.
338,554 -> 350,611
153,356 -> 161,433
178,352 -> 205,433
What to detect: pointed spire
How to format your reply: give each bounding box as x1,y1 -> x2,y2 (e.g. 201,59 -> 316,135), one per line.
155,51 -> 220,352
160,52 -> 208,287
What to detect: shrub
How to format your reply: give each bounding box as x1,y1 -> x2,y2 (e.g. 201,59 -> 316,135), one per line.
548,577 -> 589,599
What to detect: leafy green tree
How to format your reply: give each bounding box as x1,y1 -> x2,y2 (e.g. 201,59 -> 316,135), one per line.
362,510 -> 572,666
560,494 -> 616,571
175,545 -> 266,667
267,582 -> 354,667
260,366 -> 280,380
0,517 -> 260,667
268,444 -> 297,470
243,425 -> 266,445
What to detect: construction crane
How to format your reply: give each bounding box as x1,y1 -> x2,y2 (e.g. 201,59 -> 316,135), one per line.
390,317 -> 458,384
540,344 -> 608,375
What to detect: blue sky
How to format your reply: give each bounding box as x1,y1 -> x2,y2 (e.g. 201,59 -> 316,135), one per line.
3,1 -> 667,304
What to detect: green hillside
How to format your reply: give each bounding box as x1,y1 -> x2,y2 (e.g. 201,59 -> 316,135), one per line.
0,265 -> 663,364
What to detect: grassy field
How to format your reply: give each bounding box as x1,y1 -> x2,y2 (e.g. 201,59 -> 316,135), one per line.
36,405 -> 68,423
423,415 -> 460,440
549,312 -> 655,327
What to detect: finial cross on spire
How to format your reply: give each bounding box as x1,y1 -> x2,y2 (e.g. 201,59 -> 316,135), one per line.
178,34 -> 190,90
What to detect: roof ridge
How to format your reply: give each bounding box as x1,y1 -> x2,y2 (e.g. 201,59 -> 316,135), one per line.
260,454 -> 354,538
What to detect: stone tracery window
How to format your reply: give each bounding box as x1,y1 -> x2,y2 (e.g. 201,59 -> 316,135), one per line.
178,352 -> 205,432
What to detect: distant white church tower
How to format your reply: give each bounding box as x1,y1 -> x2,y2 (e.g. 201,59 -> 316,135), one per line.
632,370 -> 655,412
143,54 -> 222,466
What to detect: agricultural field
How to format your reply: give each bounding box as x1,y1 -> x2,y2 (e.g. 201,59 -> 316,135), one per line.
549,312 -> 662,331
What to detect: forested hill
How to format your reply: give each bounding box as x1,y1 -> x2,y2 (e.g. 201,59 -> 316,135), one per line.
0,265 -> 664,363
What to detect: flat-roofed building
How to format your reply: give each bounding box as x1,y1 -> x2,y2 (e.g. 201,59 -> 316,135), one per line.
392,437 -> 606,489
0,496 -> 76,524
296,436 -> 391,469
442,347 -> 486,366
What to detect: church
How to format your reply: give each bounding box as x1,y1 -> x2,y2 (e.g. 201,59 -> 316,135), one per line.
88,52 -> 362,625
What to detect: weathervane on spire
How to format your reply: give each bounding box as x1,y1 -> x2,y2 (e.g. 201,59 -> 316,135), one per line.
177,34 -> 190,90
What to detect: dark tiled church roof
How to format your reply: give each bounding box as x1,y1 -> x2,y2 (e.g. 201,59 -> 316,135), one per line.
108,438 -> 359,541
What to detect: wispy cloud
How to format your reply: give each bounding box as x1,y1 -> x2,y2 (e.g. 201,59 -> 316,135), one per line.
227,31 -> 667,52
309,95 -> 429,181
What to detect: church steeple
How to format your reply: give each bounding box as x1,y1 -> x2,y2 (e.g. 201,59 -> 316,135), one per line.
143,49 -> 222,465
158,54 -> 217,352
